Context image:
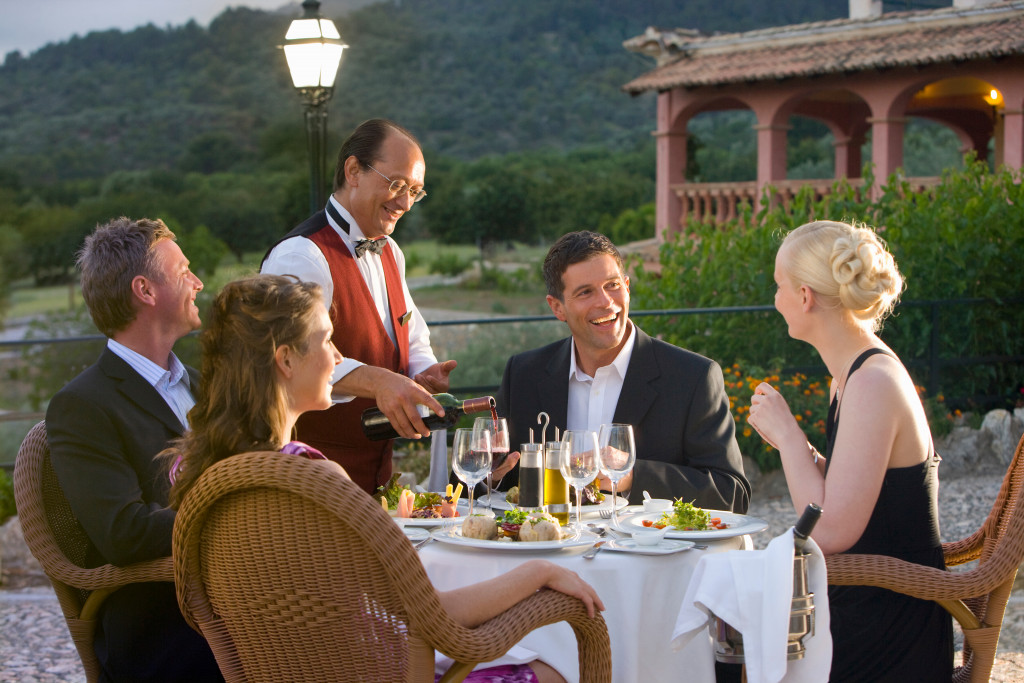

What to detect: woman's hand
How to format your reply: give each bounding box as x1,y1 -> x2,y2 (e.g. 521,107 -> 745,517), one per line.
527,559 -> 606,618
747,382 -> 804,453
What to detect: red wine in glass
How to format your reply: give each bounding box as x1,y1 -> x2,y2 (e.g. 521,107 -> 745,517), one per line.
491,448 -> 510,469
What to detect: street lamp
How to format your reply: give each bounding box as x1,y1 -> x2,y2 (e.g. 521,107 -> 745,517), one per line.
281,0 -> 347,214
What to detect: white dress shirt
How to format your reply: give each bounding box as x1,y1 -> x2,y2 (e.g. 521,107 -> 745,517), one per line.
261,196 -> 438,385
106,338 -> 195,430
566,321 -> 636,433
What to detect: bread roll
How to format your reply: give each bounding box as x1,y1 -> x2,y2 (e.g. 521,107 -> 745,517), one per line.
518,512 -> 561,542
462,514 -> 497,540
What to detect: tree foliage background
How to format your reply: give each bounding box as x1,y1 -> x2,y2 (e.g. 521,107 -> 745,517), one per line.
0,0 -> 857,307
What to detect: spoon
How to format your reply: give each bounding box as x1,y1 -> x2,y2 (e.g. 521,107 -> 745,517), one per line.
643,490 -> 652,502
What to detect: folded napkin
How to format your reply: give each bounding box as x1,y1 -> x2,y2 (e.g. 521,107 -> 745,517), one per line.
672,528 -> 831,683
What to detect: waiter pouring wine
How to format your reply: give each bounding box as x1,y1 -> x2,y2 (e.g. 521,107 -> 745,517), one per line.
261,118 -> 493,494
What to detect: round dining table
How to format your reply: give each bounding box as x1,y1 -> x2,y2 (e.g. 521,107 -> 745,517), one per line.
417,520 -> 750,683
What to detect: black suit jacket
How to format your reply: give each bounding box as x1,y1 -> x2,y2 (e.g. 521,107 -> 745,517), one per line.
497,325 -> 750,513
46,347 -> 192,568
46,347 -> 223,682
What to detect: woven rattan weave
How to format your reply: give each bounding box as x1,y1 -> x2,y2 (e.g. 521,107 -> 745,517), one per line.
13,421 -> 174,683
827,431 -> 1024,683
173,451 -> 612,682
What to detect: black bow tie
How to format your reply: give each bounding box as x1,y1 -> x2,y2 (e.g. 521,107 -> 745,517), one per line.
354,238 -> 386,258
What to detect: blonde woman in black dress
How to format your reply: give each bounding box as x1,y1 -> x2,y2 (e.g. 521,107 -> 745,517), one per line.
747,220 -> 952,682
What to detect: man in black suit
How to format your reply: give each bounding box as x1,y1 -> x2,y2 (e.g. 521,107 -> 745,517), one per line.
497,231 -> 750,513
46,217 -> 222,682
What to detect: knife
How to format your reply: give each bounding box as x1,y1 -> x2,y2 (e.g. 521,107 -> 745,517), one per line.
582,540 -> 606,559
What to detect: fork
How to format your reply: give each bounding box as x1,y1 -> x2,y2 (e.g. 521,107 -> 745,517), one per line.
413,536 -> 435,551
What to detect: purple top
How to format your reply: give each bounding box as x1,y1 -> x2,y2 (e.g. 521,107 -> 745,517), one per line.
169,441 -> 327,484
280,441 -> 327,460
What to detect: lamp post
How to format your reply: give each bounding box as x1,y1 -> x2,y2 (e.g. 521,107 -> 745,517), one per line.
281,0 -> 347,214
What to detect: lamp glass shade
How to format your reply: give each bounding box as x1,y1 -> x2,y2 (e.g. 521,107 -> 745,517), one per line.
283,17 -> 345,88
284,42 -> 345,88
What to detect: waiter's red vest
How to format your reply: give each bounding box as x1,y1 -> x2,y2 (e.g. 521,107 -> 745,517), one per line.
293,224 -> 410,495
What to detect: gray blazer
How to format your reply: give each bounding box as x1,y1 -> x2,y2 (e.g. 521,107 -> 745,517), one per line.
497,325 -> 750,512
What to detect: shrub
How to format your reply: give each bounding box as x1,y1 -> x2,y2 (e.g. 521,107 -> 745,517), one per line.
631,159 -> 1024,412
721,364 -> 828,472
0,469 -> 15,525
429,252 -> 473,277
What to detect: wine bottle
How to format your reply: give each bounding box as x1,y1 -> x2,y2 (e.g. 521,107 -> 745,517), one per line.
793,503 -> 822,554
360,394 -> 495,441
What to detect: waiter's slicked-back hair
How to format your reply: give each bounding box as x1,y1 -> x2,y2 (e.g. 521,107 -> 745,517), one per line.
333,118 -> 420,191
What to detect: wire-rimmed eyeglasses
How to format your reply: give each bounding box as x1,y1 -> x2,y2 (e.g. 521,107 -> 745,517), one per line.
364,163 -> 427,203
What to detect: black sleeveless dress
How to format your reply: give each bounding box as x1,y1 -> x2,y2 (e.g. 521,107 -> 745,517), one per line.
824,348 -> 953,682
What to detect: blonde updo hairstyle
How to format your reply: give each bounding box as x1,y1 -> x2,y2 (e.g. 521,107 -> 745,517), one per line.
166,274 -> 324,509
781,220 -> 904,331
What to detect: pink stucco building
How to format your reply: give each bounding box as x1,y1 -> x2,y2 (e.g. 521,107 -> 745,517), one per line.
623,0 -> 1024,240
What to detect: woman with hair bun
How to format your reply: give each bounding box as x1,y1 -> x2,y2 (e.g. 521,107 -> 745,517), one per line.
747,220 -> 952,681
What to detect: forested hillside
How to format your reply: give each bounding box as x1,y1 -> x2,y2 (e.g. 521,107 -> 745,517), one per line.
0,0 -> 848,182
0,0 -> 856,308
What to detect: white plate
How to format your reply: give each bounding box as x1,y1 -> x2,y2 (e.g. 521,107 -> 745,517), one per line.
604,538 -> 695,555
402,527 -> 430,542
618,509 -> 769,540
429,525 -> 600,551
479,493 -> 629,513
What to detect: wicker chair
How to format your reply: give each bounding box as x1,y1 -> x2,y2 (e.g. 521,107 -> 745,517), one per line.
826,430 -> 1024,683
173,450 -> 612,683
12,420 -> 174,683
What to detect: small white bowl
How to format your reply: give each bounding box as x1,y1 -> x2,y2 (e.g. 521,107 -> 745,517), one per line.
642,498 -> 672,513
630,526 -> 668,546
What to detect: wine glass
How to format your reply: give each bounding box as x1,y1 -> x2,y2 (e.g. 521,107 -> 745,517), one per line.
598,423 -> 636,528
473,417 -> 509,509
452,428 -> 491,517
560,430 -> 600,532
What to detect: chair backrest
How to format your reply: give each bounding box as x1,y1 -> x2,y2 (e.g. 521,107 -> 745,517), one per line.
13,420 -> 101,681
174,451 -> 469,683
14,420 -> 175,683
975,431 -> 1024,566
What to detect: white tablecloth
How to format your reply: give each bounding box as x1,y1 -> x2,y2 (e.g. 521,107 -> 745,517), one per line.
418,531 -> 746,683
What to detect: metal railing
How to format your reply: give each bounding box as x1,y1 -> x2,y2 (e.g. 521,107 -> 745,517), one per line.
2,297 -> 1020,417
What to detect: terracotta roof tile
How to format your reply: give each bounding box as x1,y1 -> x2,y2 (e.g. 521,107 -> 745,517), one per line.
623,2 -> 1024,93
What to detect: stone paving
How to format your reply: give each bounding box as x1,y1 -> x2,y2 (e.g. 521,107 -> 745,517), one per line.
3,471 -> 1024,681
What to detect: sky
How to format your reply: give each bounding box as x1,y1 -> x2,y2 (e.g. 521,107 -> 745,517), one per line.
0,0 -> 297,58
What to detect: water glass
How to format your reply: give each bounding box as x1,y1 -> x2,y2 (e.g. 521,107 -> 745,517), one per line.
560,430 -> 600,531
598,423 -> 636,527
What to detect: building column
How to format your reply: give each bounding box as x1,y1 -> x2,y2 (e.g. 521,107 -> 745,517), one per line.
1001,108 -> 1023,170
833,135 -> 863,179
655,93 -> 688,240
754,123 -> 789,200
867,116 -> 906,197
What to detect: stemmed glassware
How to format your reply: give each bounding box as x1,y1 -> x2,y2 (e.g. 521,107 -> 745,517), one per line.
598,423 -> 636,528
452,427 -> 491,517
473,417 -> 509,509
560,430 -> 600,532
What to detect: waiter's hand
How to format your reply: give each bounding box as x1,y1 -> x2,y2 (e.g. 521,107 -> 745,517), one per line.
414,359 -> 458,393
339,366 -> 442,439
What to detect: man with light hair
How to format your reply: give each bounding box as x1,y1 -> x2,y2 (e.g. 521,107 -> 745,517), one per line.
46,216 -> 222,682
